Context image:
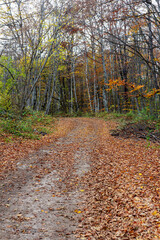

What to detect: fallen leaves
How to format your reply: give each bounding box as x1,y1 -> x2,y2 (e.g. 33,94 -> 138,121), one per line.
11,213 -> 33,222
0,118 -> 159,239
76,119 -> 160,239
41,210 -> 48,213
0,118 -> 76,177
74,209 -> 82,214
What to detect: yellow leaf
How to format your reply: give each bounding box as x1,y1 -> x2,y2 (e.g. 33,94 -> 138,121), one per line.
74,209 -> 82,214
152,210 -> 158,216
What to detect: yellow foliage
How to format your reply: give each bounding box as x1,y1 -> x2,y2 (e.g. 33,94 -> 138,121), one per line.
129,85 -> 144,93
144,89 -> 160,98
106,79 -> 125,90
153,58 -> 160,62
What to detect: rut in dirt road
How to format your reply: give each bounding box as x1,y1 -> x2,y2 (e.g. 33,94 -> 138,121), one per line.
0,119 -> 98,240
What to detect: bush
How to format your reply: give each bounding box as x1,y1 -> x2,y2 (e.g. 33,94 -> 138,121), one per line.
0,110 -> 55,140
0,119 -> 32,136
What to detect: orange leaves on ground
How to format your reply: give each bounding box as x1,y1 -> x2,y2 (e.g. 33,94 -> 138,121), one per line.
1,118 -> 159,239
0,119 -> 76,177
77,119 -> 160,239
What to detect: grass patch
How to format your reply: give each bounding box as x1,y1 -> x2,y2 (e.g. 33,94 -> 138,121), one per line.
95,109 -> 159,126
95,112 -> 126,121
0,109 -> 55,141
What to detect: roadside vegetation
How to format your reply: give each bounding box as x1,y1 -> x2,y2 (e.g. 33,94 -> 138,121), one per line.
0,108 -> 55,142
95,110 -> 160,144
62,108 -> 160,144
0,107 -> 159,144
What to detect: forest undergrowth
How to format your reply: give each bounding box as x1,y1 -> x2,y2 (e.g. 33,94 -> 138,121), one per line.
96,110 -> 160,144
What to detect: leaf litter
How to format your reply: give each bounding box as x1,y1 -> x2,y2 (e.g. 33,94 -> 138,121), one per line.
0,118 -> 159,239
76,120 -> 160,240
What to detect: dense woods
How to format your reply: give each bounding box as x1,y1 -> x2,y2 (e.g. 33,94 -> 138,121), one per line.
0,0 -> 160,115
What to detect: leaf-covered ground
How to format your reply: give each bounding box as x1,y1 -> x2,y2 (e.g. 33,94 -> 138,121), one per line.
0,118 -> 74,177
0,118 -> 160,239
77,120 -> 160,239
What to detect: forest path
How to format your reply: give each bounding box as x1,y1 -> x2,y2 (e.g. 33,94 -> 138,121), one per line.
0,118 -> 100,240
0,118 -> 159,240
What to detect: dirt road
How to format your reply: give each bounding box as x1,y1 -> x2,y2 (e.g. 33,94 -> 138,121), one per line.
0,118 -> 99,240
0,118 -> 159,240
